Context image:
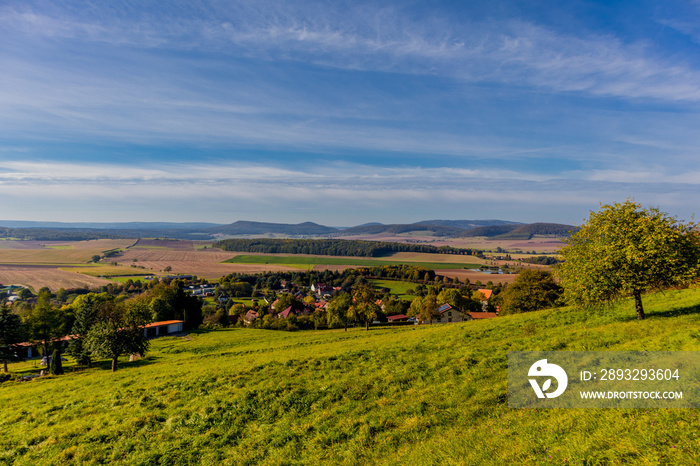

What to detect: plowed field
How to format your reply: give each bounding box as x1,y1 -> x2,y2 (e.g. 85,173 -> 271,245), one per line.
0,265 -> 112,291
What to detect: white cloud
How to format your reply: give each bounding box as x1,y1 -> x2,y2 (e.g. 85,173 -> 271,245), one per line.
4,2 -> 700,103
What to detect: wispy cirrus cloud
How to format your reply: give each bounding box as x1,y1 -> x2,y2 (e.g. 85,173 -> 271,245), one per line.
3,1 -> 700,103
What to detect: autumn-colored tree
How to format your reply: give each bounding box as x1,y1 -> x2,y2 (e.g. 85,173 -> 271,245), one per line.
559,200 -> 700,319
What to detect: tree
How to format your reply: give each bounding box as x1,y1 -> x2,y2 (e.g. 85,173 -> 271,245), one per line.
24,292 -> 62,358
91,255 -> 101,263
0,306 -> 22,372
418,294 -> 439,324
85,300 -> 150,372
49,348 -> 64,375
498,269 -> 562,315
348,285 -> 380,330
149,296 -> 172,322
67,293 -> 113,368
559,200 -> 700,319
326,292 -> 352,331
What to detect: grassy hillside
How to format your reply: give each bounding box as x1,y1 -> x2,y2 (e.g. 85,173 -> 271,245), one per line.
2,288 -> 700,465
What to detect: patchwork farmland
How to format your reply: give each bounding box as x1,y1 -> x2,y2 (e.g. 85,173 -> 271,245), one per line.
0,237 -> 549,290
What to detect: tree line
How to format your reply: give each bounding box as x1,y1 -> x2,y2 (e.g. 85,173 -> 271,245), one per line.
213,238 -> 476,257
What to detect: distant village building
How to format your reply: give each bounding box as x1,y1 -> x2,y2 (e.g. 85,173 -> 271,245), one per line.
387,314 -> 409,323
144,320 -> 184,338
244,310 -> 259,325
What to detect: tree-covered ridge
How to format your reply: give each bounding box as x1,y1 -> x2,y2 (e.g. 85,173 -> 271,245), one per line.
213,238 -> 475,257
460,222 -> 578,239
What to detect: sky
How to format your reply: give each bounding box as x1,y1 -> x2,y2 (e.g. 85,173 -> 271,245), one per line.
2,0 -> 700,226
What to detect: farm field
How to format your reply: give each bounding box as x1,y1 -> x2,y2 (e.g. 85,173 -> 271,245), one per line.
223,254 -> 482,270
0,239 -> 136,265
0,237 -> 550,290
60,265 -> 154,278
3,287 -> 700,464
0,240 -> 138,290
337,234 -> 566,254
0,265 -> 113,291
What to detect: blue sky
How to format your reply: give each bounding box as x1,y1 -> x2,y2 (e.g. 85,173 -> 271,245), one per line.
2,0 -> 700,226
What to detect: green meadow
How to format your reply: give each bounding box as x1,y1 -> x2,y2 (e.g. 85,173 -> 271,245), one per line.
223,254 -> 481,270
2,288 -> 700,465
370,279 -> 419,300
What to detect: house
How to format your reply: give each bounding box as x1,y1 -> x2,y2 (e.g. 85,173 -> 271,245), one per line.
13,335 -> 74,359
387,314 -> 409,323
314,300 -> 328,310
278,306 -> 297,318
311,283 -> 335,295
415,303 -> 471,324
144,320 -> 184,338
244,310 -> 259,325
476,289 -> 493,312
15,342 -> 36,359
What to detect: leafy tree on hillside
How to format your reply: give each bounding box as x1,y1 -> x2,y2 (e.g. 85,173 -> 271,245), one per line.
68,293 -> 114,367
327,292 -> 352,331
348,285 -> 381,330
24,292 -> 62,357
559,200 -> 700,319
0,306 -> 22,372
498,269 -> 563,315
419,294 -> 439,324
85,300 -> 150,372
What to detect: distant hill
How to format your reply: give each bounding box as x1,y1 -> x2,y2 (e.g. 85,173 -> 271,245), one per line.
497,222 -> 578,239
462,222 -> 578,239
209,221 -> 339,236
0,221 -> 221,230
414,219 -> 524,229
336,223 -> 467,237
0,219 -> 578,241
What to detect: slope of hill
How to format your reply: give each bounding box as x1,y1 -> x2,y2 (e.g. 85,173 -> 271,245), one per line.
461,222 -> 577,239
210,220 -> 339,236
415,219 -> 524,229
4,288 -> 700,464
496,222 -> 579,239
337,223 -> 467,237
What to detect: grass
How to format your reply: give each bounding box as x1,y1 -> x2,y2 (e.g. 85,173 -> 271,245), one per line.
109,276 -> 153,284
370,279 -> 419,300
224,254 -> 481,270
2,287 -> 700,464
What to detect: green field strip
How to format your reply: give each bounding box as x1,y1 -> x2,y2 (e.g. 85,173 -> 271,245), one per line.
223,254 -> 481,269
